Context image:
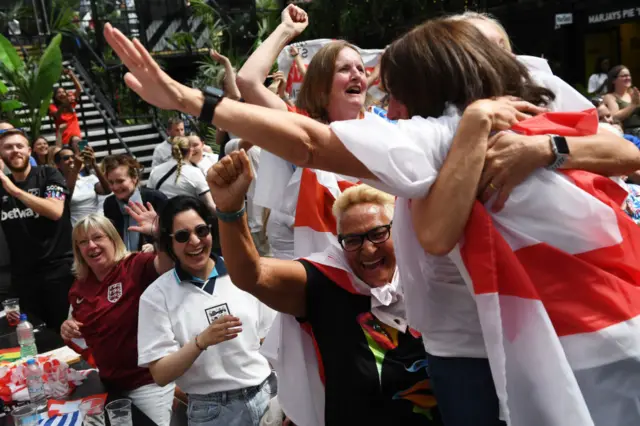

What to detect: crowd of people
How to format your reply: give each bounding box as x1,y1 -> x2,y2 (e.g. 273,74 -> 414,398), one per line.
1,4 -> 640,426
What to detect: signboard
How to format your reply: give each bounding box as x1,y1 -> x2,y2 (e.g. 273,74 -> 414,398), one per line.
555,13 -> 573,28
588,7 -> 640,24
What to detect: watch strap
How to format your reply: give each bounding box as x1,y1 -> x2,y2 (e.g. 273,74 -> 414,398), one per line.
198,89 -> 222,124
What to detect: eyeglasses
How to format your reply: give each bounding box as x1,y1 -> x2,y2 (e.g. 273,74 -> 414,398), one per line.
338,222 -> 393,252
171,224 -> 211,243
77,234 -> 106,247
59,155 -> 73,162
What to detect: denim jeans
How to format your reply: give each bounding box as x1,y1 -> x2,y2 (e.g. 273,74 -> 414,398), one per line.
187,373 -> 277,426
426,353 -> 506,426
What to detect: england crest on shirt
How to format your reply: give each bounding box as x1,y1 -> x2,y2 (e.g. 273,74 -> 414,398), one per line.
205,303 -> 231,324
107,283 -> 123,303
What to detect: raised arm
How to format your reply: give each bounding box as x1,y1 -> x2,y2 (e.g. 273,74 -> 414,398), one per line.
209,50 -> 241,101
235,5 -> 308,111
64,68 -> 84,95
104,25 -> 543,183
208,150 -> 308,317
289,45 -> 307,79
124,201 -> 174,275
604,89 -> 640,124
82,146 -> 112,195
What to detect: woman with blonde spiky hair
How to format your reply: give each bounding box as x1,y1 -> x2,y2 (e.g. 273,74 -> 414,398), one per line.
147,136 -> 217,214
205,150 -> 442,426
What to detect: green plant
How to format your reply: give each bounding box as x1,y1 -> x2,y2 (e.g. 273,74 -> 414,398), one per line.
47,0 -> 82,37
0,33 -> 63,139
166,32 -> 197,51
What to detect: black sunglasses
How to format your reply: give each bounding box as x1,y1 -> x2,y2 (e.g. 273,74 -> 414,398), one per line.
338,222 -> 393,252
171,224 -> 211,243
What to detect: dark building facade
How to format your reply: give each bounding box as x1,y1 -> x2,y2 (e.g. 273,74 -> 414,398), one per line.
488,0 -> 640,91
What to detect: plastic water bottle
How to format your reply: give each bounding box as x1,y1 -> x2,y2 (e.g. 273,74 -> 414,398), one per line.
25,359 -> 46,406
16,314 -> 38,358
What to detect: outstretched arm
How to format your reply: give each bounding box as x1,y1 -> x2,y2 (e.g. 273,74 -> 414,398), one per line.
209,50 -> 241,101
236,5 -> 308,111
103,24 -> 544,182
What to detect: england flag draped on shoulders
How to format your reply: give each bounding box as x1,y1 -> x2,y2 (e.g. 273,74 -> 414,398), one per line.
260,166 -> 358,426
327,84 -> 640,425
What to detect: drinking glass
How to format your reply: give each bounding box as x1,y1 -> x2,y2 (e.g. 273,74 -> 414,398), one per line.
80,397 -> 106,426
12,404 -> 38,426
105,399 -> 132,426
3,298 -> 20,326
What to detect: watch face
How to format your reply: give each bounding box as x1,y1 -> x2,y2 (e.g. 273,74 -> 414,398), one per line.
204,86 -> 224,98
553,135 -> 570,155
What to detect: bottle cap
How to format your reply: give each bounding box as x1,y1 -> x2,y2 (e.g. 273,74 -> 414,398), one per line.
26,358 -> 36,365
19,314 -> 27,321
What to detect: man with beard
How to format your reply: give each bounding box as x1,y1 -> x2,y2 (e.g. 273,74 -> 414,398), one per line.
0,129 -> 73,331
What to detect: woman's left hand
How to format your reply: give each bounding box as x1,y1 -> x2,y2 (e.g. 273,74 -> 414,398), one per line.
125,201 -> 159,236
478,133 -> 552,212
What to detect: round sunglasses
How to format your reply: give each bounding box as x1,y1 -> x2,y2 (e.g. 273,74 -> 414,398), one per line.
170,224 -> 211,243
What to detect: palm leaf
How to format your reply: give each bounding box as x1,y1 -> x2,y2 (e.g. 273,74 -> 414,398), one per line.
0,34 -> 24,73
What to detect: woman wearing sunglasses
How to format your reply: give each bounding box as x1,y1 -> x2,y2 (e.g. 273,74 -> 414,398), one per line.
62,213 -> 176,425
135,195 -> 277,426
206,151 -> 441,426
54,145 -> 111,226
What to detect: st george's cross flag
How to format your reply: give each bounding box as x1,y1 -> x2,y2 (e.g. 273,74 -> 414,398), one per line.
260,168 -> 358,426
329,104 -> 640,426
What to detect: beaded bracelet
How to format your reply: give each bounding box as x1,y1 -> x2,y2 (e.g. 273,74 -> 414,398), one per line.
215,205 -> 246,223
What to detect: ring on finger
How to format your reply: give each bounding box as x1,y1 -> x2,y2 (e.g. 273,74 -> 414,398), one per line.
489,182 -> 498,191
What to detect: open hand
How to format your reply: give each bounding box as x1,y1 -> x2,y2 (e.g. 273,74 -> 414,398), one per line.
467,97 -> 547,131
197,315 -> 242,348
104,23 -> 190,112
207,149 -> 253,212
631,87 -> 640,106
0,173 -> 20,197
281,4 -> 308,37
125,201 -> 159,235
61,319 -> 83,341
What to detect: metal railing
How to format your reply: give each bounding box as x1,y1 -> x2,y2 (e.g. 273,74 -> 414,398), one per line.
70,56 -> 135,158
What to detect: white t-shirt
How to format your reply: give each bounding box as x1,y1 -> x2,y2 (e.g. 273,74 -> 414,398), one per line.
266,211 -> 294,260
330,55 -> 595,359
147,159 -> 210,199
137,260 -> 276,395
70,174 -> 101,227
151,140 -> 173,169
588,72 -> 608,95
225,141 -> 263,233
193,152 -> 218,176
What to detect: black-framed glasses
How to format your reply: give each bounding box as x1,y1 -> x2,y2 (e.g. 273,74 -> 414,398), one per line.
171,224 -> 211,243
338,222 -> 393,252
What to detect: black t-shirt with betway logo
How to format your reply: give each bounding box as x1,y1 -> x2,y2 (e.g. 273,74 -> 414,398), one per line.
0,166 -> 73,278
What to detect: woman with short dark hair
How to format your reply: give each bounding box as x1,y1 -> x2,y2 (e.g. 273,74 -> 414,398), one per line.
103,154 -> 168,251
135,196 -> 277,426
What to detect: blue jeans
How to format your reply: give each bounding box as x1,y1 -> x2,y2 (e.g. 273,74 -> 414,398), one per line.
426,353 -> 505,426
187,373 -> 277,426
